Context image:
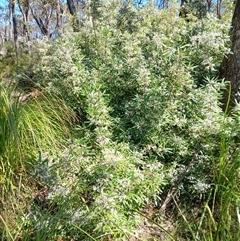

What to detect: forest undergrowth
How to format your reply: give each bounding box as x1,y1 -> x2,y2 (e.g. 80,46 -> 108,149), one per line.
0,1 -> 240,240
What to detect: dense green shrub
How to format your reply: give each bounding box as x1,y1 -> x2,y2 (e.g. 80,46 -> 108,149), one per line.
9,1 -> 239,240
29,1 -> 231,193
22,139 -> 164,240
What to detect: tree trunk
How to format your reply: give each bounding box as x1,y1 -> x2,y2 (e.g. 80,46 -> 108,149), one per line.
17,0 -> 30,42
55,0 -> 63,35
67,0 -> 79,31
67,0 -> 76,15
10,0 -> 19,65
217,0 -> 222,18
30,6 -> 50,38
220,0 -> 240,111
165,0 -> 169,8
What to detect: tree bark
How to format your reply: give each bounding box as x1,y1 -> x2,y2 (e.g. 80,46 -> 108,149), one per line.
10,0 -> 19,64
30,5 -> 50,38
55,0 -> 63,35
217,0 -> 222,19
220,0 -> 240,111
67,0 -> 79,31
67,0 -> 76,15
17,0 -> 30,42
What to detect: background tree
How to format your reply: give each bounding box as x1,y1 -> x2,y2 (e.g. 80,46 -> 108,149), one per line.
217,0 -> 222,18
220,0 -> 240,110
67,0 -> 77,15
0,0 -> 232,45
54,0 -> 63,35
17,0 -> 30,42
179,0 -> 214,19
30,0 -> 54,38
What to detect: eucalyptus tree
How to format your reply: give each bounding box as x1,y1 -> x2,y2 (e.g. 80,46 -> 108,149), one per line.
0,5 -> 12,58
179,0 -> 215,18
66,0 -> 101,29
10,0 -> 19,63
217,0 -> 222,18
17,0 -> 30,42
220,0 -> 240,110
9,0 -> 64,40
29,0 -> 63,38
55,0 -> 64,35
67,0 -> 77,15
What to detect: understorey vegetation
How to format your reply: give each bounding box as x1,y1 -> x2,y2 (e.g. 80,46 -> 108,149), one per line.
0,1 -> 239,240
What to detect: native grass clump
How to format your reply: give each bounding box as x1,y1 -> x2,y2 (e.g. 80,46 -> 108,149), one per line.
0,82 -> 75,239
0,83 -> 74,176
1,1 -> 240,240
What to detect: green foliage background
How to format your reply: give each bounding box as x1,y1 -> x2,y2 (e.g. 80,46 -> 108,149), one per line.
0,1 -> 240,240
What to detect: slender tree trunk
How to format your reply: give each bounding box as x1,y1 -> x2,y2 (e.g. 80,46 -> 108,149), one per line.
67,0 -> 79,31
0,34 -> 3,45
217,0 -> 222,19
67,0 -> 76,15
30,6 -> 50,38
10,0 -> 19,65
4,25 -> 11,41
220,0 -> 240,111
88,0 -> 93,27
55,0 -> 63,35
17,0 -> 30,42
165,0 -> 169,8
